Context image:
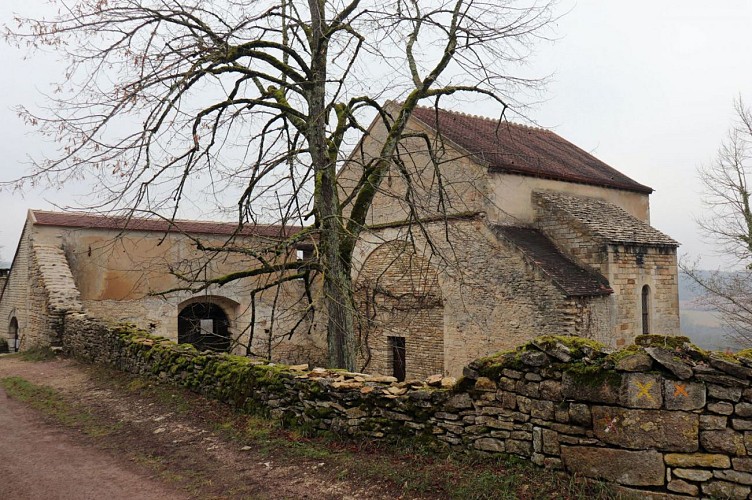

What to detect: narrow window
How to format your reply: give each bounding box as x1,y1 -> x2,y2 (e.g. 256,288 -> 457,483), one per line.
199,318 -> 215,336
388,336 -> 406,382
641,285 -> 650,334
296,246 -> 314,262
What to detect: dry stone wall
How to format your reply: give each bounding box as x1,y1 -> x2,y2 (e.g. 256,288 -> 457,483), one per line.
62,317 -> 752,498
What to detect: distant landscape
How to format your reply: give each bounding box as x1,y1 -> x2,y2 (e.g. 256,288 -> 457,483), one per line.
678,271 -> 743,351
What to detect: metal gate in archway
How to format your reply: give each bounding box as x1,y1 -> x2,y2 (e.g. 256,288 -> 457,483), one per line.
177,303 -> 231,352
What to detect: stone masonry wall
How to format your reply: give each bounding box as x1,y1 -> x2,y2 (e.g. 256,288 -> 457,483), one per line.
354,219 -> 613,377
533,200 -> 608,275
608,245 -> 680,345
62,316 -> 752,499
355,240 -> 444,380
0,224 -> 32,347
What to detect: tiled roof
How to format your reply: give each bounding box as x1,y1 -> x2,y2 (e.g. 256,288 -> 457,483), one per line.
494,226 -> 612,297
30,210 -> 302,239
410,106 -> 653,194
533,192 -> 679,247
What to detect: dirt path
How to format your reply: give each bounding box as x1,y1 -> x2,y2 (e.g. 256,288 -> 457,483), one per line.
0,384 -> 185,500
0,356 -> 394,500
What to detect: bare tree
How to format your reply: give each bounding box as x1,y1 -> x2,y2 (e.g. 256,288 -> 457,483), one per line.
5,0 -> 555,370
683,97 -> 752,346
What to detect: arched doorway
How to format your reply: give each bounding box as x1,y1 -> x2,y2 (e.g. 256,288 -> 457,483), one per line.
177,303 -> 231,352
9,317 -> 19,352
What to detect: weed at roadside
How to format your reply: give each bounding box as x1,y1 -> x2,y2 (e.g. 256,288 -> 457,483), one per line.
19,346 -> 58,362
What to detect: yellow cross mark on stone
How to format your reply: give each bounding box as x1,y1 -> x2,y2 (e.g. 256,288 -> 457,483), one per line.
636,380 -> 654,402
674,383 -> 689,397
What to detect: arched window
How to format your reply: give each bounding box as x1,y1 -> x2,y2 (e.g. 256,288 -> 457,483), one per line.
641,285 -> 651,334
177,303 -> 231,352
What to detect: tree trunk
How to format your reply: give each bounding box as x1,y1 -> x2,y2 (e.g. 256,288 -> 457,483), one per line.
323,251 -> 357,369
308,0 -> 357,370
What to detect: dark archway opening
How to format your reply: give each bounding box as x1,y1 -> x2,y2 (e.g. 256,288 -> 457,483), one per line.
178,303 -> 231,352
9,317 -> 19,353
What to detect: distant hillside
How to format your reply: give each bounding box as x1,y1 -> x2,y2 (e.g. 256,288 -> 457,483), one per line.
679,271 -> 744,351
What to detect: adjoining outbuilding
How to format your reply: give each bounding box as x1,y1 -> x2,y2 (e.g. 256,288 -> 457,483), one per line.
0,210 -> 323,364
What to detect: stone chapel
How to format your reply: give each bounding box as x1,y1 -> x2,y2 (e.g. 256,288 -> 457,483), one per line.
341,106 -> 680,380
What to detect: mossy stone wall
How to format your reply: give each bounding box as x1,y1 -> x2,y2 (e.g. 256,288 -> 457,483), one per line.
64,315 -> 752,499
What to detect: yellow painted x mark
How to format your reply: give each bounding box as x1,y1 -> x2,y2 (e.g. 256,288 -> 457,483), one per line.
636,380 -> 654,401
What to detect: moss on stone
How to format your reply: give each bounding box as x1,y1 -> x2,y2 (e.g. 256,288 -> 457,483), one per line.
634,334 -> 691,350
712,351 -> 741,364
532,335 -> 606,356
604,344 -> 645,364
736,349 -> 752,361
305,406 -> 335,419
473,350 -> 524,379
564,363 -> 621,389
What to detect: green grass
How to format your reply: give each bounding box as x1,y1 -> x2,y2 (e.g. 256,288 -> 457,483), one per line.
206,412 -> 619,499
0,376 -> 120,437
125,376 -> 192,413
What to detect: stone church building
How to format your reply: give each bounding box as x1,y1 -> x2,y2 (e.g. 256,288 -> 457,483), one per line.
341,106 -> 679,380
0,105 -> 680,380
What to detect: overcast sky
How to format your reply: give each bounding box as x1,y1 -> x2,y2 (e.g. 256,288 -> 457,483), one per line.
0,1 -> 750,268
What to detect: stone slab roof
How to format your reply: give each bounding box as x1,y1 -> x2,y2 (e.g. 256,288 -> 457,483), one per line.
32,244 -> 84,315
30,210 -> 302,239
410,106 -> 653,194
494,226 -> 613,297
533,191 -> 679,247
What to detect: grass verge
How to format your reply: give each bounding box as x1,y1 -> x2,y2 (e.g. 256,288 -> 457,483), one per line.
120,376 -> 620,499
0,376 -> 120,437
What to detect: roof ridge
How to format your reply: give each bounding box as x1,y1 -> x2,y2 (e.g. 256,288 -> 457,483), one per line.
29,209 -> 300,229
407,105 -> 653,194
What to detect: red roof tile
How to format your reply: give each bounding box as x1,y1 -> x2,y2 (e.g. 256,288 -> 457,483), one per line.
410,107 -> 653,194
30,210 -> 302,239
495,226 -> 613,297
